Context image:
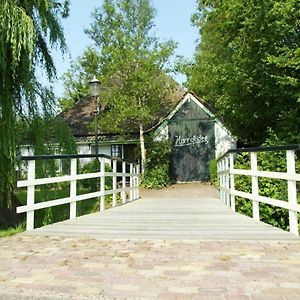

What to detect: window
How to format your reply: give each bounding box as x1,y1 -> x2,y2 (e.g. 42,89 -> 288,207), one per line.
111,144 -> 122,158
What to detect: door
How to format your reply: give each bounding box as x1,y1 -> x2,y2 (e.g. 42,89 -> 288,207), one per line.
169,119 -> 215,182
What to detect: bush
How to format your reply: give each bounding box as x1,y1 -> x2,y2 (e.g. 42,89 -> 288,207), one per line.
209,159 -> 217,185
141,138 -> 172,189
80,159 -> 112,191
142,165 -> 170,189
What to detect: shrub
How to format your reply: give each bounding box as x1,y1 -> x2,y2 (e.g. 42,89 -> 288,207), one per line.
209,159 -> 217,185
80,159 -> 112,191
141,138 -> 172,189
142,165 -> 170,189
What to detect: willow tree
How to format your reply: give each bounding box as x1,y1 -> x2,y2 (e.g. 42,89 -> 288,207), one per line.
0,0 -> 70,226
61,0 -> 176,174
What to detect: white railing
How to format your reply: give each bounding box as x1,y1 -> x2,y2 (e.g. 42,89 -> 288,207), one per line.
16,154 -> 140,231
217,145 -> 300,235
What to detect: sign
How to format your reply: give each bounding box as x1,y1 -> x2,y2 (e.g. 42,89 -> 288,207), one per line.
175,134 -> 209,147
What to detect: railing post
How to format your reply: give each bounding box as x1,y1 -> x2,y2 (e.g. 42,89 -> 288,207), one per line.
286,150 -> 298,235
100,157 -> 105,211
219,159 -> 223,203
130,163 -> 133,201
251,152 -> 260,220
218,159 -> 222,202
133,164 -> 138,200
221,158 -> 225,204
229,153 -> 235,212
70,158 -> 77,219
26,160 -> 35,231
225,155 -> 230,206
136,164 -> 140,199
112,159 -> 117,207
217,160 -> 221,200
122,161 -> 126,204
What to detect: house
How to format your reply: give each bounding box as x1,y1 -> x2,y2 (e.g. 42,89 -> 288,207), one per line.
58,90 -> 235,182
58,86 -> 186,164
19,87 -> 235,180
153,92 -> 236,182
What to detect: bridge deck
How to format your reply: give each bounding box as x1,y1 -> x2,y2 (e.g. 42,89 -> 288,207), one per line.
25,184 -> 298,240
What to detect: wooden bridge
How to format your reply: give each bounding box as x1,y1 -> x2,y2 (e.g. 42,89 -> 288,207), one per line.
23,183 -> 298,240
16,145 -> 300,240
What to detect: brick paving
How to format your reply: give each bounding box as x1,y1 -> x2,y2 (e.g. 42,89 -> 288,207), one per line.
1,235 -> 300,299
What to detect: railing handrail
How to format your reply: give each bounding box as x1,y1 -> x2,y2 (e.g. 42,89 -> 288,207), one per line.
17,153 -> 138,164
217,147 -> 299,235
17,155 -> 140,231
217,144 -> 300,161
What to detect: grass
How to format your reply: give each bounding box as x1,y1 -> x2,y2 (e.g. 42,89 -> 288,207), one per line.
0,187 -> 102,238
0,223 -> 25,238
15,184 -> 120,230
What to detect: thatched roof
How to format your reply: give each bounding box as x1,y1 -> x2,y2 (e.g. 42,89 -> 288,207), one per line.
60,95 -> 96,137
60,84 -> 186,138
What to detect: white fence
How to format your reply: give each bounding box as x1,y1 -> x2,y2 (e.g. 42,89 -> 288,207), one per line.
17,154 -> 140,231
217,145 -> 300,235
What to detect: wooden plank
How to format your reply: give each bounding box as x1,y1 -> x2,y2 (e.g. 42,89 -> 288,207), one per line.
23,184 -> 299,241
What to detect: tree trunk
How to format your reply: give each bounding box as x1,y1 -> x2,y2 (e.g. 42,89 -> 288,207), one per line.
0,189 -> 24,229
139,124 -> 146,175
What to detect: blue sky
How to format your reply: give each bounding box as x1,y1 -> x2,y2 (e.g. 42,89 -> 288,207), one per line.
50,0 -> 199,97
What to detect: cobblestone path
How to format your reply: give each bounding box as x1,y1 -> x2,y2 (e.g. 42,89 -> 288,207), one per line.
1,235 -> 300,299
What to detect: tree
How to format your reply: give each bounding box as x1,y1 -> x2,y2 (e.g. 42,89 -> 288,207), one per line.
59,47 -> 101,110
0,0 -> 71,227
61,0 -> 177,174
184,0 -> 300,145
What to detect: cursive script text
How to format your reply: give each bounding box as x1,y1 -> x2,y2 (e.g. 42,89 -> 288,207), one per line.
175,134 -> 209,147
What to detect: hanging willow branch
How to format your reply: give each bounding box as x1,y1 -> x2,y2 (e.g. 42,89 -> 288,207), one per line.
0,0 -> 70,212
0,2 -> 35,75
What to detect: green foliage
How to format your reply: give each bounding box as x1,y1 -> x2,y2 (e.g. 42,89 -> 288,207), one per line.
59,47 -> 101,110
80,160 -> 100,191
61,0 -> 177,173
141,139 -> 172,189
61,0 -> 177,117
0,222 -> 25,238
142,165 -> 171,189
209,159 -> 217,185
15,113 -> 77,227
186,0 -> 300,145
0,0 -> 69,214
234,153 -> 255,218
80,159 -> 113,191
